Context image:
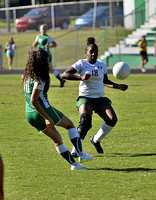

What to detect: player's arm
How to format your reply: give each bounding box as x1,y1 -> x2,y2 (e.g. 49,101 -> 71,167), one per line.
62,66 -> 90,81
50,41 -> 57,48
31,88 -> 54,127
104,73 -> 128,91
32,41 -> 38,50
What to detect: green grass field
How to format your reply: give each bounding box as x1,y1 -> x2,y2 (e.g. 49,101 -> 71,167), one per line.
0,73 -> 156,200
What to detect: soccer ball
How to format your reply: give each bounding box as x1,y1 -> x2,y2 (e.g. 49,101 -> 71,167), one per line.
113,62 -> 130,80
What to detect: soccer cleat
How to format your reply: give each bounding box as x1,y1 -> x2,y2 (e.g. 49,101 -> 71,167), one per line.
71,162 -> 90,170
78,152 -> 94,163
71,152 -> 78,158
90,136 -> 104,154
60,79 -> 66,87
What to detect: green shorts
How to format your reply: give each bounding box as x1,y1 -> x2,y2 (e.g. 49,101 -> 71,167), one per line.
76,96 -> 112,112
26,106 -> 63,132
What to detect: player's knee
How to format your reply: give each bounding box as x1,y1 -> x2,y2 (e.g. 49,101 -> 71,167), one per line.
106,115 -> 117,127
66,120 -> 75,130
77,113 -> 92,137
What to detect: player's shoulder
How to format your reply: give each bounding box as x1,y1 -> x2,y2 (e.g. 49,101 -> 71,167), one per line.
75,59 -> 85,65
96,59 -> 106,67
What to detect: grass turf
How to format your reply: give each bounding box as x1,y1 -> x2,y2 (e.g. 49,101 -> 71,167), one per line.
0,74 -> 156,200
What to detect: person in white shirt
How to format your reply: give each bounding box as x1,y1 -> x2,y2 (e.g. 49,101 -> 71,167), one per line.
62,37 -> 128,157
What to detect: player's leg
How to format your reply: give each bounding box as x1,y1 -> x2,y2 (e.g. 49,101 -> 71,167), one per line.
7,56 -> 12,70
71,103 -> 93,157
49,62 -> 66,87
43,127 -> 89,170
0,155 -> 4,200
90,105 -> 117,153
143,54 -> 148,64
57,115 -> 93,162
140,55 -> 146,72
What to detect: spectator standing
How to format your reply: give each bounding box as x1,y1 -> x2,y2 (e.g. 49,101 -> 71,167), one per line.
5,37 -> 16,70
138,36 -> 148,72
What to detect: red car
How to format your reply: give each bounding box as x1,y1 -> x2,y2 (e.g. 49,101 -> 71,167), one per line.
15,6 -> 70,31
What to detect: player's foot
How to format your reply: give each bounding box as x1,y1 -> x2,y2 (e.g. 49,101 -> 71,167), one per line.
78,152 -> 94,163
71,162 -> 90,170
141,67 -> 146,72
71,152 -> 78,158
60,79 -> 66,87
90,136 -> 104,154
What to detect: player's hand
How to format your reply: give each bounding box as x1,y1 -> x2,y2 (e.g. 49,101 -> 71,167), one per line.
45,44 -> 49,49
118,84 -> 128,91
81,71 -> 91,81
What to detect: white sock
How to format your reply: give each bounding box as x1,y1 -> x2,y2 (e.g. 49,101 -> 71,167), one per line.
68,128 -> 79,140
55,144 -> 68,154
53,70 -> 59,77
93,123 -> 113,143
71,139 -> 84,154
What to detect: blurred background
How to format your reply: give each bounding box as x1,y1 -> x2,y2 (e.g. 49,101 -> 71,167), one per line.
0,0 -> 156,69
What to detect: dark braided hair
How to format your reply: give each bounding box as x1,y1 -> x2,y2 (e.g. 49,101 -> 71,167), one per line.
23,50 -> 50,92
85,37 -> 98,53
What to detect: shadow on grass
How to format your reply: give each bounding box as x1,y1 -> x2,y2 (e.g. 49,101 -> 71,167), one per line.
90,167 -> 156,172
105,153 -> 156,157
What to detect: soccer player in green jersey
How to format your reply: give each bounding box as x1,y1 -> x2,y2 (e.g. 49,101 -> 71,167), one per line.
33,24 -> 65,87
23,50 -> 93,170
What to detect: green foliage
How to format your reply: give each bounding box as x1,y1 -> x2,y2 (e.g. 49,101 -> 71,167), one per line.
0,74 -> 156,199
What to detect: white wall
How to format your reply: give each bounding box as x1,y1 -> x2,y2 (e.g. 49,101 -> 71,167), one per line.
146,0 -> 156,20
123,0 -> 135,28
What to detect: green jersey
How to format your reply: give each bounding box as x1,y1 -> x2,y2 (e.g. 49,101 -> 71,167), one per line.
24,78 -> 50,113
35,34 -> 54,51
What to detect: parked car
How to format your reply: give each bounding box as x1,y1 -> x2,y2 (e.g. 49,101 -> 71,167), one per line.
15,6 -> 70,31
75,6 -> 123,28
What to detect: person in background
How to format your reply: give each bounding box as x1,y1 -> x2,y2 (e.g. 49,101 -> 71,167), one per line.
5,37 -> 16,70
32,24 -> 65,87
62,37 -> 128,157
23,50 -> 93,170
138,36 -> 148,72
0,155 -> 4,200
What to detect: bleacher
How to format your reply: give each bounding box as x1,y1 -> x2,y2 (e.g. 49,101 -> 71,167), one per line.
100,15 -> 156,67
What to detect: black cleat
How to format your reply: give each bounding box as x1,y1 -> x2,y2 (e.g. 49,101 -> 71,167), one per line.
60,79 -> 66,87
71,153 -> 78,158
90,136 -> 104,154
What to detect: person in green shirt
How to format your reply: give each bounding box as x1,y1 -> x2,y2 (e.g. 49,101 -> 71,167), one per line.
23,50 -> 93,170
33,24 -> 65,87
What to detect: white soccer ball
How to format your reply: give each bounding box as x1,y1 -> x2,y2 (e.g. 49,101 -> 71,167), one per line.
113,62 -> 130,80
